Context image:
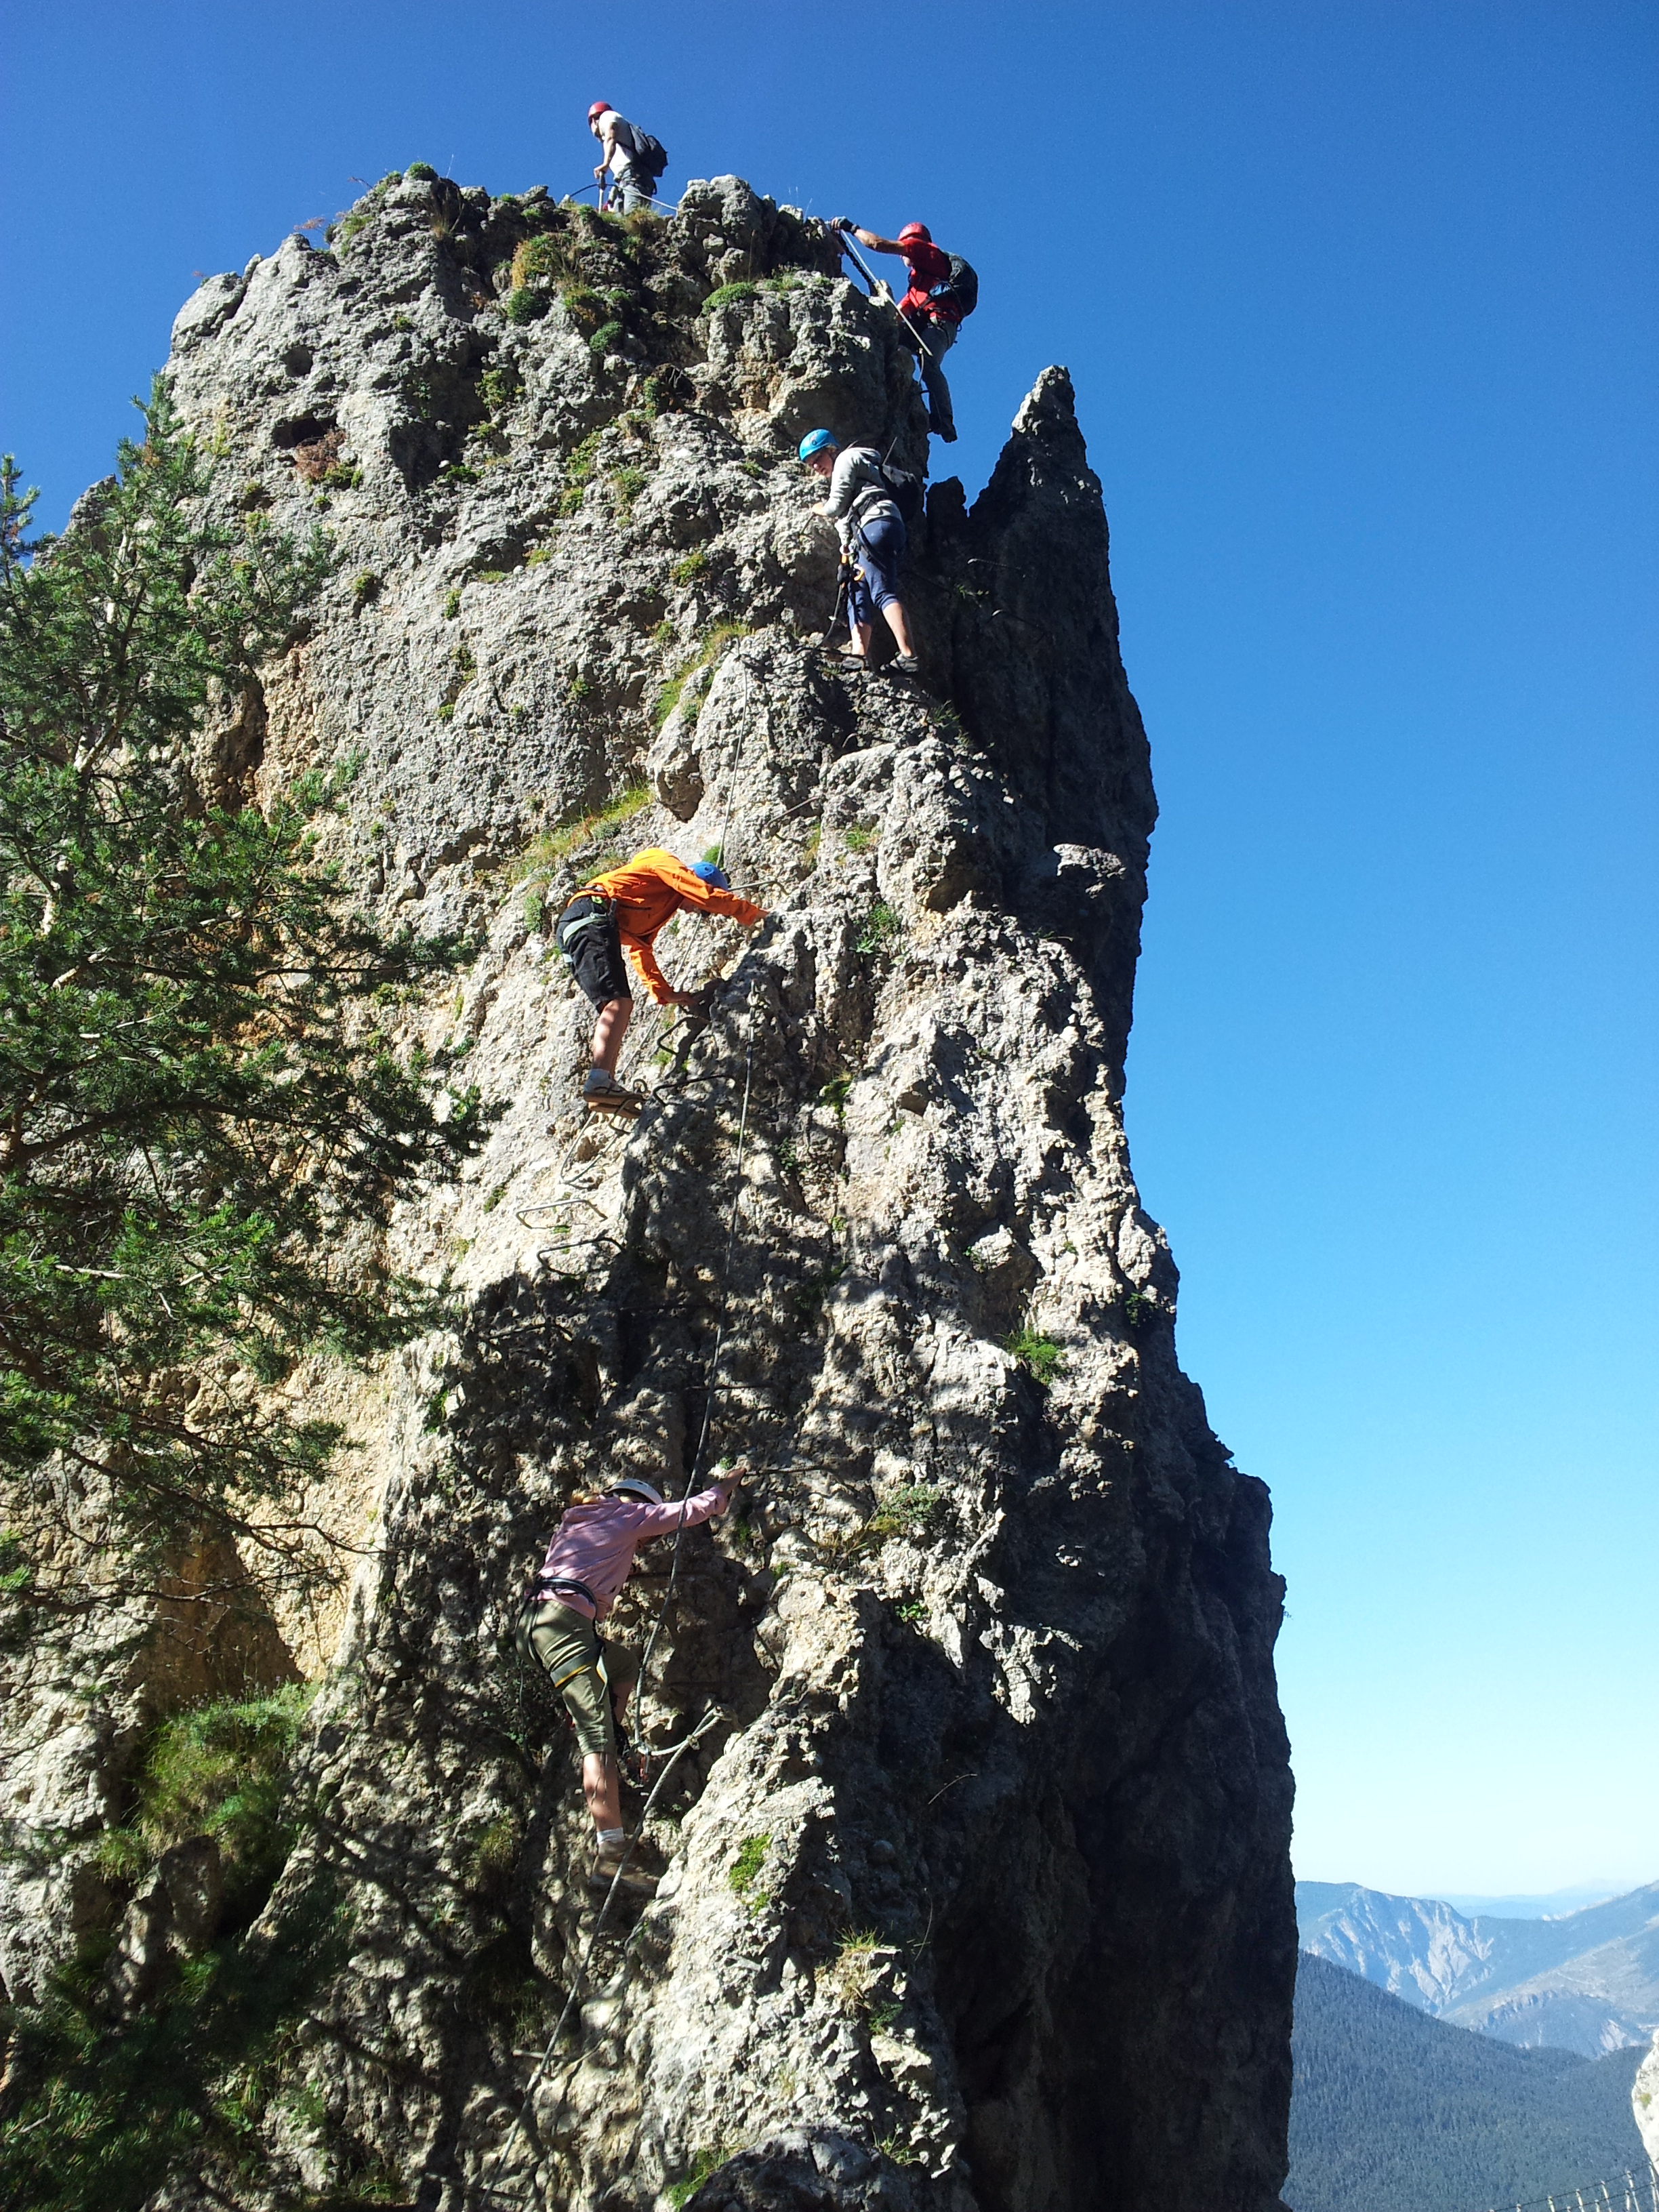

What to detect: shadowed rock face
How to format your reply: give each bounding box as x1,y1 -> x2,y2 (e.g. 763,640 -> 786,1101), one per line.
0,173 -> 1294,2210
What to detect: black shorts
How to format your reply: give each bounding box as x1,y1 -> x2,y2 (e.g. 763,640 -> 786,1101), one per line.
556,897 -> 632,1008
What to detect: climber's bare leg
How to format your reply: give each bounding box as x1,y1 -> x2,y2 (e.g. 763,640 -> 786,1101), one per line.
880,601 -> 916,658
583,1752 -> 622,1833
592,996 -> 632,1079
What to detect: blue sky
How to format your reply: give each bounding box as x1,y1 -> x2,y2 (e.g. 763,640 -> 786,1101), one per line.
3,1 -> 1654,1900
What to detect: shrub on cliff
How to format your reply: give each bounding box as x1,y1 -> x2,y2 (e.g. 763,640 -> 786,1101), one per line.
0,390 -> 490,1633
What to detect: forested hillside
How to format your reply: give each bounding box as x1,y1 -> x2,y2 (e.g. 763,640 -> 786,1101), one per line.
1288,1954 -> 1649,2212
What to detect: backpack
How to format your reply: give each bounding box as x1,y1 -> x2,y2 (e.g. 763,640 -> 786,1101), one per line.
933,253 -> 979,319
872,459 -> 924,530
617,119 -> 668,180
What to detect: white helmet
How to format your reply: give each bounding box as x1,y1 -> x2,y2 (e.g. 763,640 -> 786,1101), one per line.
611,1476 -> 665,1506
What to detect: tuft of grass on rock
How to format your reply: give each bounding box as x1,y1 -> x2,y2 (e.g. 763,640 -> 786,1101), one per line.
463,1810 -> 521,1890
866,1484 -> 943,1540
667,2148 -> 731,2211
855,901 -> 903,956
702,281 -> 758,314
331,171 -> 401,251
610,463 -> 648,517
508,233 -> 573,291
726,1832 -> 772,1911
829,1927 -> 886,2011
1005,1324 -> 1065,1385
513,782 -> 652,883
478,361 -> 523,414
558,430 -> 604,516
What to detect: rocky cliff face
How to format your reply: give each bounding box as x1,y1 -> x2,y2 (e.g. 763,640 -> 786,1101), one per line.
0,171 -> 1295,2211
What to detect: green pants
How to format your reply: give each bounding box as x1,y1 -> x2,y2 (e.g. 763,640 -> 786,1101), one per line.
517,1597 -> 619,1759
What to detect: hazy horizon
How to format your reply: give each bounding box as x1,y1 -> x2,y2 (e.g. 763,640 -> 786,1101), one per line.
1296,1874 -> 1656,1919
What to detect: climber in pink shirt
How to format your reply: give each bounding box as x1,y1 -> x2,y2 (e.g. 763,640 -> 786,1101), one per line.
516,1465 -> 742,1891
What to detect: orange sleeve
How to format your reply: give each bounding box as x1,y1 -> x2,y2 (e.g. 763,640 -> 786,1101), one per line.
626,936 -> 674,1004
630,848 -> 766,926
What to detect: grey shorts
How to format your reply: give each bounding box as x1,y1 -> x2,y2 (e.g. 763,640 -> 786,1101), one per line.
518,1597 -> 620,1758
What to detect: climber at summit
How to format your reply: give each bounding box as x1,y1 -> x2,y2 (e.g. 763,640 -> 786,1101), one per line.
519,1462 -> 745,1893
587,100 -> 668,213
831,218 -> 976,444
554,846 -> 766,1111
799,429 -> 920,677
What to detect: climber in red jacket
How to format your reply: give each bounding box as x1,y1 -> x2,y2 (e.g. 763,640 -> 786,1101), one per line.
832,217 -> 973,443
518,1464 -> 744,1892
553,847 -> 766,1112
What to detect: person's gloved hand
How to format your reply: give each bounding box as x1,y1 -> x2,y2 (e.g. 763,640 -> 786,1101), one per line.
832,216 -> 854,233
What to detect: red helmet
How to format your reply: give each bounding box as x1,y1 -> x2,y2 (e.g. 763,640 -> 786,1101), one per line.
897,222 -> 931,245
588,100 -> 611,121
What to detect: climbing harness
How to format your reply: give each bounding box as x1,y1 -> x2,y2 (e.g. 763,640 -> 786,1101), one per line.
552,890 -> 614,955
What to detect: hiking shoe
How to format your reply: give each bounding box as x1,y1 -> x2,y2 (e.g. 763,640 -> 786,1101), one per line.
583,1069 -> 642,1107
892,654 -> 921,677
589,1846 -> 658,1897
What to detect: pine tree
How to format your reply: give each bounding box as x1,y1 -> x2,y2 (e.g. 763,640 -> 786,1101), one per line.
0,388 -> 489,1630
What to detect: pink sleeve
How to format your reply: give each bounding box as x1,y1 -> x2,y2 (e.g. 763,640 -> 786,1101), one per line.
629,1485 -> 729,1538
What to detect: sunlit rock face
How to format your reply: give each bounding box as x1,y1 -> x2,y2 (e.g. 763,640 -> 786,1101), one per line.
1,169 -> 1295,2212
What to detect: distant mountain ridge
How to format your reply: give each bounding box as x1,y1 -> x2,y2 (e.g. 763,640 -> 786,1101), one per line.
1296,1879 -> 1659,2057
1443,1885 -> 1628,1921
1288,1953 -> 1650,2212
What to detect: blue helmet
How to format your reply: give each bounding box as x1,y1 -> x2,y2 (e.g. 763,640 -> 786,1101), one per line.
798,428 -> 838,462
691,859 -> 730,890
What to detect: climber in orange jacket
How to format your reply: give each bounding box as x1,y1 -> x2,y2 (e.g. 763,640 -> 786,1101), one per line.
553,848 -> 766,1109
